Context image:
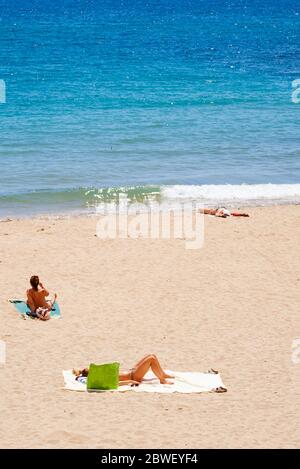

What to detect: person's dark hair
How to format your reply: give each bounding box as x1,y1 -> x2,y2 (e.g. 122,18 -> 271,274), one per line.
30,275 -> 39,291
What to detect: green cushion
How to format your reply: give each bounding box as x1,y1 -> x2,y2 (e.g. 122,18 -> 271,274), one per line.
87,362 -> 120,390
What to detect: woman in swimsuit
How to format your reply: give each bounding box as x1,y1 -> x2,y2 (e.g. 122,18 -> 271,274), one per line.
73,354 -> 175,386
26,275 -> 57,321
200,208 -> 249,218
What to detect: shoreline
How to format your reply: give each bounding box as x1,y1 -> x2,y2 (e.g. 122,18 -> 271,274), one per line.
1,182 -> 300,221
1,201 -> 300,223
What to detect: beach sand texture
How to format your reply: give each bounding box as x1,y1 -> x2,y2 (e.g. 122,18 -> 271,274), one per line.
0,205 -> 299,448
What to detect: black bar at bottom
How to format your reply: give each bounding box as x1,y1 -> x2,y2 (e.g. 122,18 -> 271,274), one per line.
0,448 -> 297,465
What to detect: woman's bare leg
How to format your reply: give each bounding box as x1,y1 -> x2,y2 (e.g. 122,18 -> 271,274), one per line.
231,211 -> 249,217
132,354 -> 159,369
48,293 -> 57,310
36,309 -> 51,321
199,208 -> 217,215
133,355 -> 174,384
150,354 -> 174,379
43,310 -> 51,320
38,294 -> 57,321
131,356 -> 153,381
133,354 -> 173,377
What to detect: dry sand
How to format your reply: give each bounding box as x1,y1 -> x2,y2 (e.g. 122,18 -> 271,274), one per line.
0,205 -> 300,448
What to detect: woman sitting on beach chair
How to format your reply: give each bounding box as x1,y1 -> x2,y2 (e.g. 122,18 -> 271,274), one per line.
73,354 -> 175,386
26,275 -> 57,321
200,208 -> 249,218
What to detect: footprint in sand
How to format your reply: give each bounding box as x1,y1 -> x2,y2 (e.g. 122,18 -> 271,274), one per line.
45,430 -> 89,445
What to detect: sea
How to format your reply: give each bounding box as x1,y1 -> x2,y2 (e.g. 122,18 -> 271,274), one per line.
0,0 -> 300,217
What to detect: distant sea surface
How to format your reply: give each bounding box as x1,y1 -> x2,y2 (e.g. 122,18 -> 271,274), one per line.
1,0 -> 300,217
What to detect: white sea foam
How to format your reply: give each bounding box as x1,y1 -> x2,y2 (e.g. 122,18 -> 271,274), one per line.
162,184 -> 300,206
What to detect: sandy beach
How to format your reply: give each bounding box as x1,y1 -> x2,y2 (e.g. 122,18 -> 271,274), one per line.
0,205 -> 300,449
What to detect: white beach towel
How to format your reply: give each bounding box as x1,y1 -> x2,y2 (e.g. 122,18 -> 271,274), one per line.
63,369 -> 227,394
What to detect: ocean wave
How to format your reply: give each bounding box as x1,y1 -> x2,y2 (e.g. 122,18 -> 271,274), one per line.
162,184 -> 300,205
1,184 -> 300,218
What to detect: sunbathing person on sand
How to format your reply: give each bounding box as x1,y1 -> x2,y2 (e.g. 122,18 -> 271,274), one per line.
26,275 -> 57,321
200,208 -> 249,218
73,354 -> 175,386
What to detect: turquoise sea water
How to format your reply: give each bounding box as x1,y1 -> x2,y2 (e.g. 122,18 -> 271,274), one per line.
0,0 -> 300,216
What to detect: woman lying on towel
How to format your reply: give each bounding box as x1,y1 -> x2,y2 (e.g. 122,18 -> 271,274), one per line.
26,275 -> 57,321
200,208 -> 249,218
73,354 -> 175,386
